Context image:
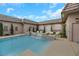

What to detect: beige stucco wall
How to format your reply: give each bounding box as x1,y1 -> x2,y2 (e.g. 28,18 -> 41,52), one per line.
45,25 -> 51,32
23,24 -> 37,33
13,23 -> 23,34
66,12 -> 79,41
39,24 -> 62,32
23,24 -> 30,33
33,25 -> 37,31
29,25 -> 33,31
39,25 -> 44,31
2,22 -> 11,35
2,22 -> 23,35
52,24 -> 62,32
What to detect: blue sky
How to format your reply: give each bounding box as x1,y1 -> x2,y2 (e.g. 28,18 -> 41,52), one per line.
0,3 -> 65,22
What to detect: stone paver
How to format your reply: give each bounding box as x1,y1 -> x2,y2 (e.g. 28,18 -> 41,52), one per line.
43,40 -> 79,56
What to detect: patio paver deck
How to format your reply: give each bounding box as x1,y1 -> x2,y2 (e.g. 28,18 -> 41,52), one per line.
43,40 -> 79,56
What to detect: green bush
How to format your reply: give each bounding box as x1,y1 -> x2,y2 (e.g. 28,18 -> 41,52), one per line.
29,27 -> 31,32
51,25 -> 53,32
43,26 -> 46,33
36,25 -> 39,32
61,24 -> 67,38
0,23 -> 3,36
57,24 -> 67,38
10,24 -> 14,35
53,32 -> 56,35
58,32 -> 63,38
33,27 -> 35,32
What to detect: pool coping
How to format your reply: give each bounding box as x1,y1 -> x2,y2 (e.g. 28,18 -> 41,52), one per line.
0,34 -> 26,39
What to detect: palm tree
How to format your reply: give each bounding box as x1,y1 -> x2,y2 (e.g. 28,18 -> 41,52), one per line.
0,23 -> 3,36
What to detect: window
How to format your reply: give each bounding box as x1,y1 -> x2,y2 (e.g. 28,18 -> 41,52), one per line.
76,18 -> 79,23
15,27 -> 18,31
76,18 -> 79,20
4,26 -> 8,31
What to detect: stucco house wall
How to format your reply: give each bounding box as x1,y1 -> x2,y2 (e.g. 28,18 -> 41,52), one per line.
39,25 -> 44,31
52,24 -> 62,32
66,12 -> 79,41
23,24 -> 30,33
2,22 -> 11,35
39,24 -> 62,33
2,22 -> 23,35
45,25 -> 51,32
23,24 -> 37,33
13,23 -> 23,34
30,25 -> 34,31
33,25 -> 37,32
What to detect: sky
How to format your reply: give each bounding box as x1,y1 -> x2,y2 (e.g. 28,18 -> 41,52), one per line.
0,3 -> 65,22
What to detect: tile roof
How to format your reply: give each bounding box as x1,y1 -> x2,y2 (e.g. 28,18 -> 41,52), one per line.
61,3 -> 79,23
62,3 -> 79,13
0,14 -> 37,24
38,19 -> 62,24
0,14 -> 62,24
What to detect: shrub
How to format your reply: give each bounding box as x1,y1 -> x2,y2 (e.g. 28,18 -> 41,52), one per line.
10,24 -> 14,35
36,25 -> 39,32
33,27 -> 35,32
53,32 -> 56,35
61,24 -> 67,38
58,32 -> 63,38
0,23 -> 3,36
43,26 -> 46,33
51,25 -> 53,32
29,27 -> 31,32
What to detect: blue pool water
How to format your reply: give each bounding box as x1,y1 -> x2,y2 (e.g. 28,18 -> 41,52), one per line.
0,35 -> 52,56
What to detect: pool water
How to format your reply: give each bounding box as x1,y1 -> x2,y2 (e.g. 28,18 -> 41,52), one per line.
0,35 -> 52,56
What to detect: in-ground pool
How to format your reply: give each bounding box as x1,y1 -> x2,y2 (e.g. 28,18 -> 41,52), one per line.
0,35 -> 53,56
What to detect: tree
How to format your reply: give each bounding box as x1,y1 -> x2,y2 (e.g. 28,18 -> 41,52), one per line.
33,27 -> 35,32
29,27 -> 31,36
36,25 -> 39,31
61,13 -> 64,18
0,23 -> 3,36
61,24 -> 66,38
10,24 -> 14,35
29,27 -> 31,32
43,26 -> 46,33
51,25 -> 53,32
